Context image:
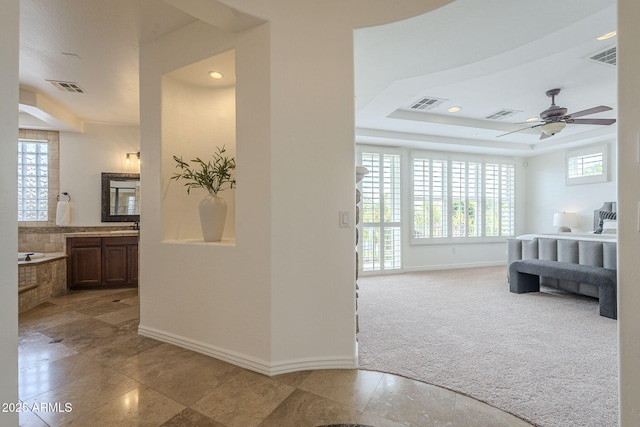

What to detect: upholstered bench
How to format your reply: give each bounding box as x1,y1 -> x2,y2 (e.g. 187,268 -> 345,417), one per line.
509,259 -> 617,319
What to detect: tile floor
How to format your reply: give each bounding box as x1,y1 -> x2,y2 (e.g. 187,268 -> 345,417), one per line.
18,288 -> 534,427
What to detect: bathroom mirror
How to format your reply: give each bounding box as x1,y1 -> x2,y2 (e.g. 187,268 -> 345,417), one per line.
101,172 -> 140,222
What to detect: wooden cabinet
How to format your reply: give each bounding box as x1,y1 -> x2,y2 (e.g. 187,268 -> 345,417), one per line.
67,236 -> 138,289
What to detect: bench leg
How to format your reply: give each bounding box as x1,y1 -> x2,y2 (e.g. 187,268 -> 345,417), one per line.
598,284 -> 617,319
510,271 -> 540,294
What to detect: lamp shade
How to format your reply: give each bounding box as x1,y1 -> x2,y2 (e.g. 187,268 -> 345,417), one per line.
541,121 -> 566,135
553,212 -> 577,228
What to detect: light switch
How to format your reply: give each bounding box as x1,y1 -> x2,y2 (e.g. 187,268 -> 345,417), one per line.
339,211 -> 350,228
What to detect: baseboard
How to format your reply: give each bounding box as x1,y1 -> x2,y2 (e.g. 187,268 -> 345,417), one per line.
138,324 -> 357,376
403,260 -> 506,273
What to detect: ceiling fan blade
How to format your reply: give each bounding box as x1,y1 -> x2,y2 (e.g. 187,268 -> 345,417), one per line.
496,123 -> 542,138
568,118 -> 617,126
567,105 -> 612,119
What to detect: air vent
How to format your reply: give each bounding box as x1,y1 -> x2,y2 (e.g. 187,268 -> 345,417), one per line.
408,97 -> 446,111
485,109 -> 520,120
588,46 -> 616,67
47,80 -> 85,93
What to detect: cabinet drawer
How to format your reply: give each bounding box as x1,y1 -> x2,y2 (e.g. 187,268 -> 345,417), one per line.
69,237 -> 102,247
102,236 -> 138,246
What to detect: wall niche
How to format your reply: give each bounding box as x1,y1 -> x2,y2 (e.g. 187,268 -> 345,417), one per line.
161,49 -> 237,243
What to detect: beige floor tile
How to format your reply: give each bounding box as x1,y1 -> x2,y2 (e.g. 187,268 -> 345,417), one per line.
160,408 -> 225,426
453,394 -> 533,427
112,343 -> 241,406
73,300 -> 133,318
95,304 -> 140,325
19,331 -> 78,369
18,409 -> 49,427
39,318 -> 123,352
81,332 -> 163,367
257,389 -> 362,427
298,369 -> 384,410
272,370 -> 314,388
62,385 -> 185,427
193,369 -> 295,427
19,307 -> 90,335
24,367 -> 139,426
47,290 -> 118,307
364,374 -> 456,426
19,353 -> 105,400
359,411 -> 410,427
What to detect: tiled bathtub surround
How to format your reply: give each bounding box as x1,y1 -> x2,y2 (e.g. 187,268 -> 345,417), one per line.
18,254 -> 67,312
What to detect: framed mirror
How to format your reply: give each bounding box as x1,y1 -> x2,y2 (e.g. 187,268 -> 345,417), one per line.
101,172 -> 140,222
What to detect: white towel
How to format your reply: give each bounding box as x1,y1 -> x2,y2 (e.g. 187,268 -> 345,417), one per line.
56,201 -> 71,226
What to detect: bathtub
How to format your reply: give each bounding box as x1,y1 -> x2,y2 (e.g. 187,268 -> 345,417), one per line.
18,252 -> 45,262
18,252 -> 67,312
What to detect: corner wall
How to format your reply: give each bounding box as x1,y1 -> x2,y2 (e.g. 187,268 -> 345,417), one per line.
618,0 -> 640,423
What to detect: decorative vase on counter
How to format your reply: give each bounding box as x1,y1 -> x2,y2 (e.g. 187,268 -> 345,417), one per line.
199,192 -> 227,242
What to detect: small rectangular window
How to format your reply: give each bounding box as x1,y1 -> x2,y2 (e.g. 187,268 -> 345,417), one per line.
566,144 -> 608,185
18,140 -> 49,221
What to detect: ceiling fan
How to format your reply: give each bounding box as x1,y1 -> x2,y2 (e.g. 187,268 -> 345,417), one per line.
498,88 -> 616,139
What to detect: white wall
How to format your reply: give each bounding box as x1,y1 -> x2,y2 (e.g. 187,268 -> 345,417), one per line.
140,21 -> 274,369
617,0 -> 640,423
524,142 -> 617,233
139,0 -> 451,374
0,1 -> 19,425
60,123 -> 140,226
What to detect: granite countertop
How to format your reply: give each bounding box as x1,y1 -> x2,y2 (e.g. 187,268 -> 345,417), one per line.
65,230 -> 139,237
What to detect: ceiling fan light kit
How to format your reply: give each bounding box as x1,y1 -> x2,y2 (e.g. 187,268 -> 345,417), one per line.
541,121 -> 566,135
497,88 -> 616,139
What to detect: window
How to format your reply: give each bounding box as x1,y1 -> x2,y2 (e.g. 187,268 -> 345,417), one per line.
566,144 -> 607,185
360,151 -> 401,273
18,140 -> 49,222
412,152 -> 515,242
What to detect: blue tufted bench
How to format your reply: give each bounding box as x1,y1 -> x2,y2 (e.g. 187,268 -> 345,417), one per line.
509,259 -> 617,319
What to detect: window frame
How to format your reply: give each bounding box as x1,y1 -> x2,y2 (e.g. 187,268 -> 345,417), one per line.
410,150 -> 516,245
565,143 -> 608,185
17,130 -> 59,227
18,139 -> 49,222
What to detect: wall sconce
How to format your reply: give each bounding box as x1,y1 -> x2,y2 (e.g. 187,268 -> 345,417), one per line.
126,151 -> 140,165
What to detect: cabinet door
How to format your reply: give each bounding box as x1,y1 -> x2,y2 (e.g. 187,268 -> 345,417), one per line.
127,244 -> 139,284
103,245 -> 128,284
70,247 -> 102,286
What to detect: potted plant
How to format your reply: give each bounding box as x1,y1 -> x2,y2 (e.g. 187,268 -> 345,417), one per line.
171,145 -> 236,242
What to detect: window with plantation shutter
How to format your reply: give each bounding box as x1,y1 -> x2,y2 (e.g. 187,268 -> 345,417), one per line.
411,152 -> 515,243
360,150 -> 401,273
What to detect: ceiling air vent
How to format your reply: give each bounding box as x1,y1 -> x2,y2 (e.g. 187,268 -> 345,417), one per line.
408,97 -> 446,111
47,80 -> 86,93
485,109 -> 519,120
588,46 -> 616,67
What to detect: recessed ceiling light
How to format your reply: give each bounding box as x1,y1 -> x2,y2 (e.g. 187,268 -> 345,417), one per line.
597,31 -> 617,41
448,106 -> 461,113
208,71 -> 223,79
526,117 -> 539,122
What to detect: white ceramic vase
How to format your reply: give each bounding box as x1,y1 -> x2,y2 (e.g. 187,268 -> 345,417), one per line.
199,192 -> 227,242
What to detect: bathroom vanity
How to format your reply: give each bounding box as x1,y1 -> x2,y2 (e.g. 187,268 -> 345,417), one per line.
66,233 -> 139,289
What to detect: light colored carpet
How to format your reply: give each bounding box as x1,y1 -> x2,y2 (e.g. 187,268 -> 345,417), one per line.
356,266 -> 618,427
